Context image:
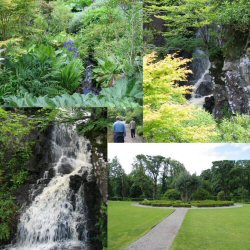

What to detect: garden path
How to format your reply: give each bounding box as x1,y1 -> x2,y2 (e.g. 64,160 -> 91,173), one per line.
126,208 -> 188,250
125,124 -> 144,143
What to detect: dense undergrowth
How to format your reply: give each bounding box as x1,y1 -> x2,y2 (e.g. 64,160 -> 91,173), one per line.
0,0 -> 142,107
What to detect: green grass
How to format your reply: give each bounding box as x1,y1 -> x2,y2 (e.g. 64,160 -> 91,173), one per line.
172,204 -> 250,250
108,201 -> 174,250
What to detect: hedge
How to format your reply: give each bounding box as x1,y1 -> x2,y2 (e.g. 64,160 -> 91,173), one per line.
139,199 -> 234,208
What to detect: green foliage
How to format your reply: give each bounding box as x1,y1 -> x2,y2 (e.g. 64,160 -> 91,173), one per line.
163,189 -> 181,200
77,0 -> 142,76
136,125 -> 143,136
67,0 -> 92,11
97,202 -> 107,248
93,57 -> 122,88
139,200 -> 192,208
0,197 -> 16,241
59,59 -> 84,92
140,199 -> 233,207
218,114 -> 250,142
49,1 -> 73,33
191,200 -> 234,207
109,154 -> 187,200
0,109 -> 38,241
0,0 -> 37,40
216,0 -> 250,32
2,77 -> 141,108
0,0 -> 142,107
192,188 -> 211,200
0,44 -> 84,97
144,52 -> 219,142
217,190 -> 226,201
175,172 -> 200,202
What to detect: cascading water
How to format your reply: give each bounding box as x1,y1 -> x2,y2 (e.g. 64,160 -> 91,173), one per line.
8,124 -> 93,250
189,48 -> 212,107
189,28 -> 213,108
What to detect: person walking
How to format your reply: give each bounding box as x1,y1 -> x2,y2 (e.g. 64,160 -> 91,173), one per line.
129,119 -> 136,138
113,116 -> 126,143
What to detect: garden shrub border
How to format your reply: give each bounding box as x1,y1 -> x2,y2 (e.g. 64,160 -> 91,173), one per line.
139,200 -> 234,208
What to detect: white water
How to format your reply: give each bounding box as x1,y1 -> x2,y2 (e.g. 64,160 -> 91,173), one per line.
189,49 -> 211,108
9,124 -> 92,250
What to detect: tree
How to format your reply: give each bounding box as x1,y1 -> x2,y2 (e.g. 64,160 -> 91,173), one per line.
134,154 -> 166,199
108,157 -> 127,198
129,163 -> 153,198
175,172 -> 199,202
211,160 -> 235,198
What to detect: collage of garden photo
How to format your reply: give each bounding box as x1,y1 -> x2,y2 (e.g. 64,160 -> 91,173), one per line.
0,0 -> 250,250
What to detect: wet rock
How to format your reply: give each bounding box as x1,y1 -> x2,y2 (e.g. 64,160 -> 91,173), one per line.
69,175 -> 82,192
57,163 -> 74,175
204,96 -> 215,113
196,80 -> 213,96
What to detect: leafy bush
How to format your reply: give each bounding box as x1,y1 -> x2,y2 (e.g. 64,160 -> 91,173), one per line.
59,59 -> 84,92
1,44 -> 84,97
192,188 -> 211,200
140,199 -> 234,208
191,200 -> 234,207
136,126 -> 143,136
218,115 -> 250,142
49,1 -> 73,33
217,191 -> 226,201
163,189 -> 181,200
93,57 -> 122,88
139,200 -> 191,208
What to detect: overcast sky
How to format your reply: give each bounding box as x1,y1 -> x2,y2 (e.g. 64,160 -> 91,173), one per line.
108,143 -> 250,175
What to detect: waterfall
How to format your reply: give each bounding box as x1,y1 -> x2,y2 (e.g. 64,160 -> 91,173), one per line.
189,28 -> 213,108
189,48 -> 212,107
9,124 -> 92,250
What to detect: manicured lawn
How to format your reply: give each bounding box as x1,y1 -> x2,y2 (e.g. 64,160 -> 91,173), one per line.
172,204 -> 250,250
108,201 -> 174,250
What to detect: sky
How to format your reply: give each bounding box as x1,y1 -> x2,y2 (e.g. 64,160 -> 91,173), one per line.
108,143 -> 250,175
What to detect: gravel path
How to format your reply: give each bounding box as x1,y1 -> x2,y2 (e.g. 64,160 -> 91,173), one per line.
125,124 -> 144,143
126,208 -> 188,250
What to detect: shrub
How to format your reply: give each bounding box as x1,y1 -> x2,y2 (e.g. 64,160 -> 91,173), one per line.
139,199 -> 234,208
136,125 -> 143,136
139,200 -> 191,207
1,44 -> 84,97
163,189 -> 181,201
191,200 -> 234,207
217,191 -> 226,201
218,114 -> 250,142
192,188 -> 211,200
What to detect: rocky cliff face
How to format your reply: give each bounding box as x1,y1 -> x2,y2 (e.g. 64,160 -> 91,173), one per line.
212,55 -> 250,118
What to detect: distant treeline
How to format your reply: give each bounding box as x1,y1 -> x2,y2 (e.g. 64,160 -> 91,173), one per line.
109,155 -> 250,202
